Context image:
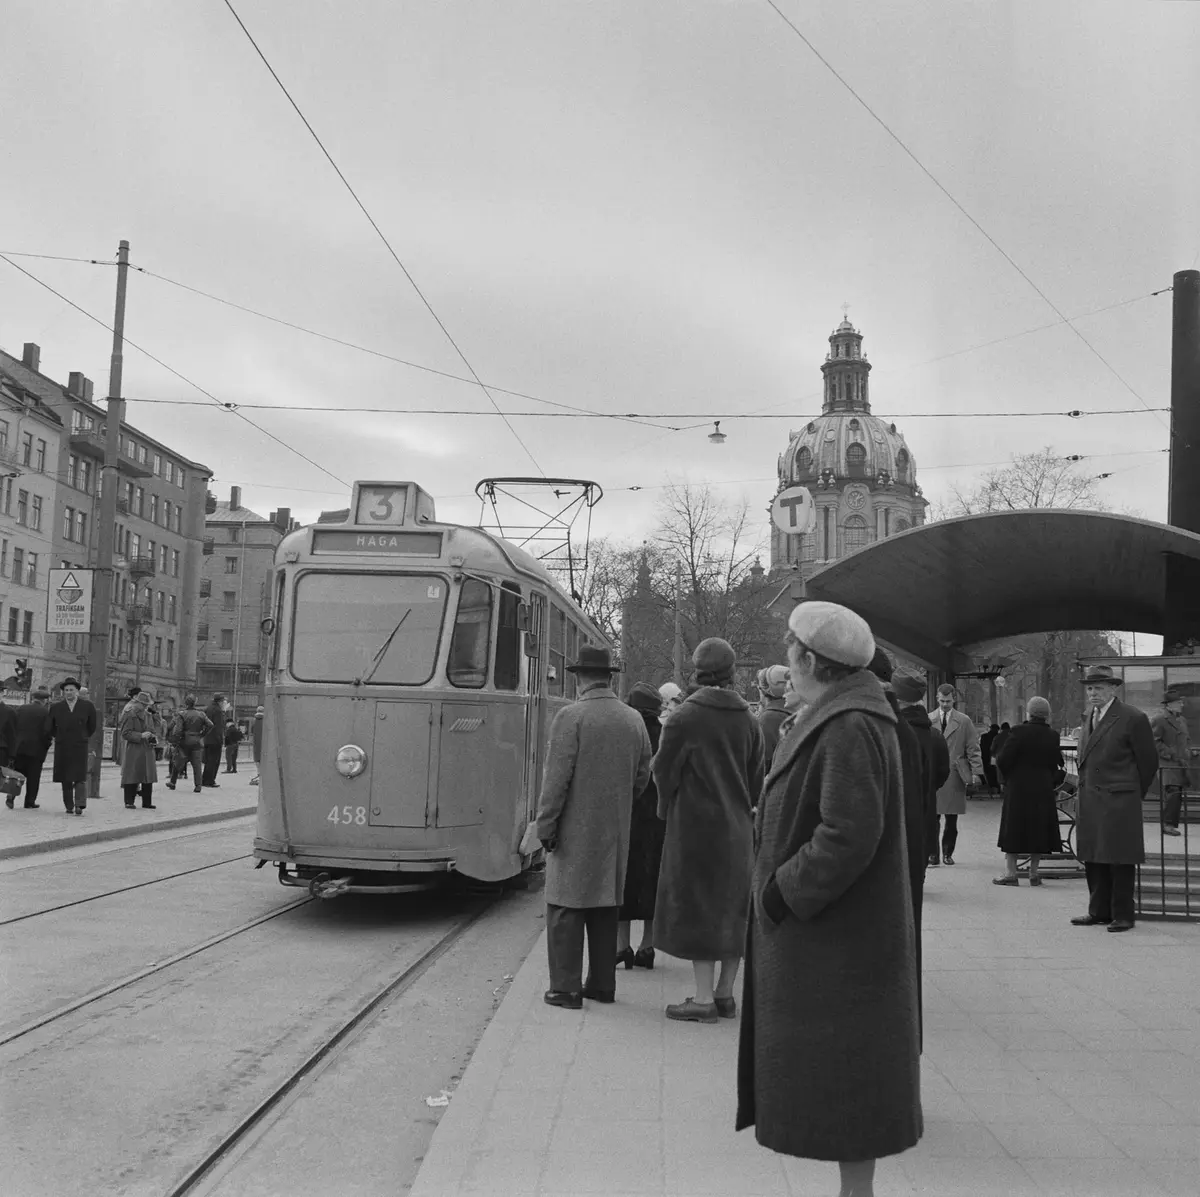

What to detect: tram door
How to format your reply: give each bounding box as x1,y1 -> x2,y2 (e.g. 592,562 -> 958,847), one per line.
522,592 -> 547,824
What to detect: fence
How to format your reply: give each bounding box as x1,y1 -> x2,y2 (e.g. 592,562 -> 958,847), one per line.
1137,770 -> 1199,919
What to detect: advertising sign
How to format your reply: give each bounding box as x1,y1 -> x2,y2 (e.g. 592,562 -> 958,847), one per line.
770,486 -> 816,535
47,568 -> 94,633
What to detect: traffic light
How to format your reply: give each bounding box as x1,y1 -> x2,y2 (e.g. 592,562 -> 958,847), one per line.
14,659 -> 32,689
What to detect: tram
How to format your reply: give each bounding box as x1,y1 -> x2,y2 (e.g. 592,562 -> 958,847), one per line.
252,480 -> 609,897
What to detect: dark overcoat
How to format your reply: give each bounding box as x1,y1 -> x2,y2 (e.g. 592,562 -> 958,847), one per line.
13,703 -> 52,761
996,719 -> 1063,855
736,670 -> 922,1162
48,699 -> 98,783
901,704 -> 950,864
0,702 -> 17,765
536,684 -> 651,908
120,704 -> 159,786
1151,708 -> 1192,788
202,702 -> 225,746
653,687 -> 764,961
1075,698 -> 1158,865
757,699 -> 788,770
251,714 -> 264,764
620,710 -> 664,922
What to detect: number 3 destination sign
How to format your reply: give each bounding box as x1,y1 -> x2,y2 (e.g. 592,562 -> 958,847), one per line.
47,568 -> 94,633
770,486 -> 816,535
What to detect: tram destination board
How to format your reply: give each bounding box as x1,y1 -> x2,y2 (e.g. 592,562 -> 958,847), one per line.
311,529 -> 443,555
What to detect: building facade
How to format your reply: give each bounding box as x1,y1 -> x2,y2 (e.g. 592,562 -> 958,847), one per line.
196,487 -> 293,721
0,342 -> 211,719
770,317 -> 927,577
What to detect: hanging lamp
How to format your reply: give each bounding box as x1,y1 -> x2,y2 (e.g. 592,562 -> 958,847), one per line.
708,420 -> 726,445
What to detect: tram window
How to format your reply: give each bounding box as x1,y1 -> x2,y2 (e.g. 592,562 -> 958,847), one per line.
548,606 -> 566,697
495,586 -> 521,692
290,573 -> 445,684
563,623 -> 579,699
448,579 -> 493,689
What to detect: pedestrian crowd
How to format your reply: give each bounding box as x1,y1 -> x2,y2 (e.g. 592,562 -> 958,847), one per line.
1,684 -> 265,813
531,600 -> 1174,1197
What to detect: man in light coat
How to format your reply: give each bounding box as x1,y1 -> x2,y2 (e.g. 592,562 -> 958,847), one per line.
1152,685 -> 1192,837
930,684 -> 983,866
536,645 -> 651,1010
1072,664 -> 1158,932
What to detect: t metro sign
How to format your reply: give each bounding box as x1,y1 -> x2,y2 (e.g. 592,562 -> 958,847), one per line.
770,486 -> 816,534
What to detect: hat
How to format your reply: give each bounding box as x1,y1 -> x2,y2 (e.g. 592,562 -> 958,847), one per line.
867,647 -> 894,683
759,665 -> 789,698
31,689 -> 50,702
627,682 -> 663,714
658,681 -> 682,704
892,669 -> 927,704
255,705 -> 265,716
1164,685 -> 1187,705
1081,664 -> 1122,685
566,644 -> 619,674
787,602 -> 875,669
1026,695 -> 1051,720
692,637 -> 736,685
61,677 -> 81,690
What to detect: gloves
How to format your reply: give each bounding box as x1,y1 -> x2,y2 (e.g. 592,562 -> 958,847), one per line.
540,837 -> 558,854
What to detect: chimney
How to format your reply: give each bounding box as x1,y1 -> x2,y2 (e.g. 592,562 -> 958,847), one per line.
67,371 -> 93,399
230,485 -> 242,511
275,507 -> 291,532
22,343 -> 40,372
82,379 -> 93,403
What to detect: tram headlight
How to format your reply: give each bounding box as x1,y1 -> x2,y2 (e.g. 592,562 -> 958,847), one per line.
335,744 -> 367,778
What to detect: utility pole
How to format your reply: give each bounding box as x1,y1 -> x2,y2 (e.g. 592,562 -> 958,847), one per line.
231,516 -> 248,720
86,240 -> 130,799
672,561 -> 684,689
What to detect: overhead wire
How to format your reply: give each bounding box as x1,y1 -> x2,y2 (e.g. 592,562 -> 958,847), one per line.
219,0 -> 547,475
762,0 -> 1172,436
0,251 -> 116,265
0,253 -> 348,487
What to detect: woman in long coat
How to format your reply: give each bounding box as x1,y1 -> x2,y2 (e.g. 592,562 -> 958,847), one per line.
654,638 -> 764,1024
994,696 -> 1064,886
616,682 -> 665,969
120,692 -> 159,809
737,602 -> 921,1197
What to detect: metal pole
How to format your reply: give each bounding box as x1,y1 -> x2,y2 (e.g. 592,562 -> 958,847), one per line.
673,561 -> 684,688
86,240 -> 130,798
232,517 -> 247,721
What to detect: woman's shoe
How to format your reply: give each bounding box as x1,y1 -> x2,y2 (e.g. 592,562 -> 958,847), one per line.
1029,876 -> 1043,886
714,996 -> 737,1019
616,948 -> 635,970
666,998 -> 718,1024
142,803 -> 156,810
992,875 -> 1018,886
632,947 -> 656,970
125,803 -> 136,810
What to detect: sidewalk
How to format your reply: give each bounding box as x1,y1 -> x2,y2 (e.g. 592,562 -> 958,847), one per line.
409,802 -> 1200,1197
0,761 -> 258,860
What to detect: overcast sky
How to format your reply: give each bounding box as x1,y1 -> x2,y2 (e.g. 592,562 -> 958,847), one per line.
3,0 -> 1196,558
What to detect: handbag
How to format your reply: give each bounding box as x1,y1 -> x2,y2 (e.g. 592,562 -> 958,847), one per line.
519,820 -> 542,856
0,767 -> 25,798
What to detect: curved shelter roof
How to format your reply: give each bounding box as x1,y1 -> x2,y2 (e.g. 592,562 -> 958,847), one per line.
802,510 -> 1200,674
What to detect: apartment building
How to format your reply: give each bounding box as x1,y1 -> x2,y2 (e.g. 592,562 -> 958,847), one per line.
0,342 -> 212,719
197,486 -> 294,721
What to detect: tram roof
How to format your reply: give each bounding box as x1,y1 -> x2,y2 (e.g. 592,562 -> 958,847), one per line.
800,510 -> 1200,674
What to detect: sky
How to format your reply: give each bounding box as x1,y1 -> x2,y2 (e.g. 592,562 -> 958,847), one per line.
2,0 -> 1196,567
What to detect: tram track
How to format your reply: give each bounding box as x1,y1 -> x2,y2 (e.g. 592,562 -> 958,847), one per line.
164,896 -> 497,1197
0,853 -> 252,926
0,894 -> 312,1049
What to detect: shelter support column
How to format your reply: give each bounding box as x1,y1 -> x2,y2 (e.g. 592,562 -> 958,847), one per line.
1166,268 -> 1200,652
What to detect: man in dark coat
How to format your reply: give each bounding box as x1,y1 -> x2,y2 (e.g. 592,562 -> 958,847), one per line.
981,723 -> 1000,793
0,699 -> 17,770
738,601 -> 921,1193
654,638 -> 764,1024
47,678 -> 97,815
200,694 -> 225,787
1071,664 -> 1158,932
169,695 -> 213,793
1153,685 -> 1192,836
536,646 -> 651,1010
10,690 -> 52,809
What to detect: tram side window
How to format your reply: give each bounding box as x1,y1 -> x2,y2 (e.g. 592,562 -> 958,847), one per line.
563,622 -> 579,699
448,579 -> 493,688
548,606 -> 566,697
495,585 -> 521,692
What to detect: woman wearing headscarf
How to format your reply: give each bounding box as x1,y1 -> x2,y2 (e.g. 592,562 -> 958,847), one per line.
616,682 -> 666,969
994,696 -> 1065,887
737,602 -> 922,1197
653,638 -> 764,1023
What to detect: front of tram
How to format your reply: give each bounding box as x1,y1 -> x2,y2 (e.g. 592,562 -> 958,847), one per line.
254,481 -> 532,896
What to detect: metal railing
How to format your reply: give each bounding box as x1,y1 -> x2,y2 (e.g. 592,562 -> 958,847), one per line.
1136,768 -> 1199,920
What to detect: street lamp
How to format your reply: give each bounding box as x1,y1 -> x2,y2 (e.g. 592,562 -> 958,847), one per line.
708,421 -> 726,445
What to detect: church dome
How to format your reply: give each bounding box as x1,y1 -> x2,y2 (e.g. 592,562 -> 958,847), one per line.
780,412 -> 917,488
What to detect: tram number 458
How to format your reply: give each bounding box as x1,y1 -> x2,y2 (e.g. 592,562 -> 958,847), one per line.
328,805 -> 367,825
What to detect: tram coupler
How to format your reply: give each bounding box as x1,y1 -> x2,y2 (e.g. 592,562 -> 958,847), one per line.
310,874 -> 353,900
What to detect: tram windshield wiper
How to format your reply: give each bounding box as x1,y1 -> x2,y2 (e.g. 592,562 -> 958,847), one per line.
358,608 -> 412,685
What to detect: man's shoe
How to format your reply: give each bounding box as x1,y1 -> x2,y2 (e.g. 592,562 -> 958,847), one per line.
73,807 -> 83,816
24,803 -> 38,809
166,781 -> 176,791
4,796 -> 13,809
1107,919 -> 1135,933
665,998 -> 719,1024
1071,915 -> 1110,926
714,996 -> 737,1019
203,783 -> 220,789
543,990 -> 583,1010
582,986 -> 615,1003
193,787 -> 203,794
142,803 -> 156,810
125,803 -> 136,810
1163,826 -> 1182,837
927,855 -> 940,868
943,853 -> 955,866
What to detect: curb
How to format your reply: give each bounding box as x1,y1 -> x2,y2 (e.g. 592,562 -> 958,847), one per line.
0,804 -> 258,861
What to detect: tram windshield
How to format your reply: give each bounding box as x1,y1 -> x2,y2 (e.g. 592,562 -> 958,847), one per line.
290,573 -> 446,684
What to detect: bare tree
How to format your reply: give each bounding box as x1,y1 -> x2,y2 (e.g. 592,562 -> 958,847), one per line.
935,446 -> 1108,518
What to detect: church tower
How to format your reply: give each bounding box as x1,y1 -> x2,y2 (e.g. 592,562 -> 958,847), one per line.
770,316 -> 927,577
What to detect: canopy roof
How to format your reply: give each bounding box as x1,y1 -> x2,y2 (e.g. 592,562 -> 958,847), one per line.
802,510 -> 1200,674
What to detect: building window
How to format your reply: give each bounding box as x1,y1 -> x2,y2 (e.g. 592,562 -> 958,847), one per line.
110,624 -> 117,655
843,515 -> 869,554
149,494 -> 159,523
168,594 -> 177,624
220,628 -> 234,650
16,489 -> 28,525
166,640 -> 175,668
174,504 -> 183,532
26,552 -> 37,587
35,439 -> 46,471
0,419 -> 8,450
153,453 -> 162,475
846,443 -> 867,476
75,511 -> 87,543
117,627 -> 126,658
172,549 -> 180,577
894,518 -> 911,533
2,479 -> 10,515
7,608 -> 17,643
154,637 -> 163,667
30,495 -> 42,531
155,591 -> 165,620
21,432 -> 32,465
222,590 -> 236,612
229,526 -> 241,542
137,445 -> 147,465
21,611 -> 32,645
225,556 -> 238,574
0,539 -> 6,575
63,507 -> 75,540
141,633 -> 150,662
147,539 -> 156,563
795,446 -> 813,476
895,449 -> 909,482
130,533 -> 141,559
11,548 -> 23,585
135,486 -> 145,517
159,544 -> 169,572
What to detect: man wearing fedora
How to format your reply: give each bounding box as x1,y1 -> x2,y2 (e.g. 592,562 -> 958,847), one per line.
1153,686 -> 1192,837
535,644 -> 652,1009
47,677 -> 98,816
1072,664 -> 1157,932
